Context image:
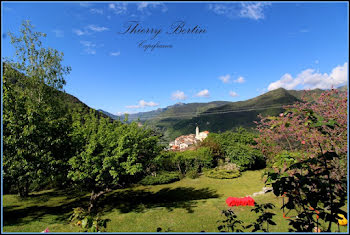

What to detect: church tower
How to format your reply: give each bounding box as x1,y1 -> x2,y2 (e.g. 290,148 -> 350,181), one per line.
196,126 -> 199,138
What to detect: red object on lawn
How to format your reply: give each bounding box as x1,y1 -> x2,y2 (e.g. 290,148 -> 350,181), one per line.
226,196 -> 255,207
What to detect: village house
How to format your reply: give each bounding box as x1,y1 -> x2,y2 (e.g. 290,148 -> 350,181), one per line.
169,126 -> 209,150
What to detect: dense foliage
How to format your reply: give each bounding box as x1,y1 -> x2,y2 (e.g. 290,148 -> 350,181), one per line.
3,21 -> 72,196
204,168 -> 241,179
204,163 -> 241,179
256,88 -> 348,232
68,110 -> 162,212
203,128 -> 265,170
149,147 -> 214,178
139,172 -> 180,185
255,89 -> 347,168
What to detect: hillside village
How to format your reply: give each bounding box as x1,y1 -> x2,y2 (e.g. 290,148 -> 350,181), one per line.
169,126 -> 209,150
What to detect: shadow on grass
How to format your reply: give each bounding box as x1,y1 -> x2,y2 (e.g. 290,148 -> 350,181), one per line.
4,186 -> 219,227
16,188 -> 88,204
99,186 -> 220,214
3,190 -> 91,227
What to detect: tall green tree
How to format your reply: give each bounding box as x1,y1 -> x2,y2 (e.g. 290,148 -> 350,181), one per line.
3,20 -> 72,196
68,111 -> 162,213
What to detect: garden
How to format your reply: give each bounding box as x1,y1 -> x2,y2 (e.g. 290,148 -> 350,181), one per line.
2,21 -> 348,233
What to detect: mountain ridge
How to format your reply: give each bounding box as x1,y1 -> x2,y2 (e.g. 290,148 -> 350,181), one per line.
100,86 -> 345,140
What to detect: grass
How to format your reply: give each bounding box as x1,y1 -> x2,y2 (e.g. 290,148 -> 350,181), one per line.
3,170 -> 348,232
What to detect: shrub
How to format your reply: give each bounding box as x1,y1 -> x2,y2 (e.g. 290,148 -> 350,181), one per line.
172,147 -> 214,175
256,89 -> 348,232
205,128 -> 266,171
255,88 -> 347,169
219,163 -> 240,171
150,151 -> 177,172
225,143 -> 265,171
139,172 -> 180,185
204,166 -> 241,179
271,151 -> 302,172
186,169 -> 199,179
69,208 -> 109,232
69,207 -> 86,223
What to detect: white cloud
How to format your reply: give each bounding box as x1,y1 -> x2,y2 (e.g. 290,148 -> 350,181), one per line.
195,89 -> 210,98
87,25 -> 109,32
90,8 -> 103,14
73,29 -> 86,36
110,51 -> 121,56
171,90 -> 187,100
229,91 -> 239,97
267,62 -> 348,91
208,2 -> 271,20
219,74 -> 231,84
208,4 -> 233,16
268,73 -> 300,90
239,2 -> 271,20
234,76 -> 245,83
52,29 -> 64,38
109,3 -> 128,14
73,25 -> 108,36
137,2 -> 168,13
218,74 -> 245,84
126,100 -> 159,109
80,41 -> 94,47
108,2 -> 167,16
80,41 -> 96,55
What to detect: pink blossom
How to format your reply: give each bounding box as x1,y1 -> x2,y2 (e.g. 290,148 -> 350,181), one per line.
255,89 -> 347,165
41,228 -> 50,233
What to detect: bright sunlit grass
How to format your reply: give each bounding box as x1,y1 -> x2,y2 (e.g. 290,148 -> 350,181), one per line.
3,169 -> 347,232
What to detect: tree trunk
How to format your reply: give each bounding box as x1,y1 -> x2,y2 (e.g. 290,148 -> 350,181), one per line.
18,180 -> 29,197
88,190 -> 96,214
177,163 -> 182,174
88,188 -> 111,214
24,180 -> 29,197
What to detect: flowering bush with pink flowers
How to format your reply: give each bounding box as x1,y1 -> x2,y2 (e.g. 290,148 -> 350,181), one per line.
255,88 -> 347,170
255,88 -> 348,232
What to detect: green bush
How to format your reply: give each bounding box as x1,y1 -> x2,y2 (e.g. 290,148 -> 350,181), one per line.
69,207 -> 86,223
225,143 -> 265,171
172,147 -> 214,175
69,208 -> 109,232
207,128 -> 266,171
150,151 -> 177,172
271,150 -> 302,170
204,166 -> 241,179
186,169 -> 199,179
139,172 -> 180,185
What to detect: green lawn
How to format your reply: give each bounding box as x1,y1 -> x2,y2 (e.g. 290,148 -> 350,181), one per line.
3,170 -> 348,232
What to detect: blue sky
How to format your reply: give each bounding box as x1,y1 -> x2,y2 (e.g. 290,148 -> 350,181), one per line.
1,1 -> 348,115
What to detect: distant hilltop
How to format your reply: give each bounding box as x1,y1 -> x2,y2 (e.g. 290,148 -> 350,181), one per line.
101,86 -> 347,141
